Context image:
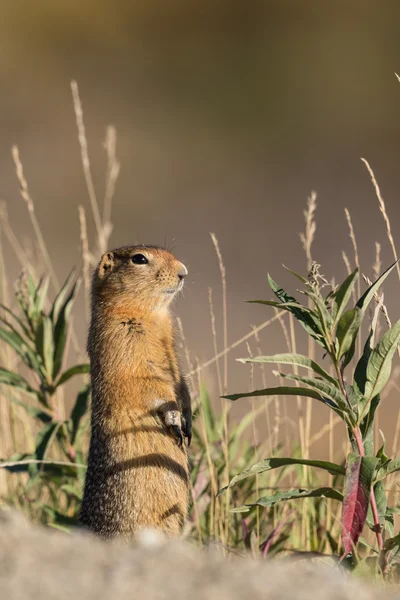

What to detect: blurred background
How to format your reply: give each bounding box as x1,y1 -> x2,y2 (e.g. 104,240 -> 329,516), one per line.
1,0 -> 400,446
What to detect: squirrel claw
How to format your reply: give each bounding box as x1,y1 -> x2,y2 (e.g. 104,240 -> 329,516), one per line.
182,412 -> 192,447
170,425 -> 183,447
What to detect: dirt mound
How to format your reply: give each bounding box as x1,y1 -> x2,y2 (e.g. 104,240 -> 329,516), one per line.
0,509 -> 395,600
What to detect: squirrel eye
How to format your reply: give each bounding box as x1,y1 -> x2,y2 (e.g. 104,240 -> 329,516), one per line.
131,253 -> 148,265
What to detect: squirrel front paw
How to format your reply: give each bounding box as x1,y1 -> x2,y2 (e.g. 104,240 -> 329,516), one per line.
163,409 -> 184,447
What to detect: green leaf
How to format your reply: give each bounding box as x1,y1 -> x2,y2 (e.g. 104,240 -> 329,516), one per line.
232,487 -> 344,513
366,481 -> 386,530
332,268 -> 359,327
8,395 -> 52,424
60,484 -> 82,500
282,265 -> 308,283
0,453 -> 34,473
363,320 -> 400,409
0,325 -> 43,375
376,431 -> 389,466
273,372 -> 346,411
223,386 -> 338,409
354,330 -> 374,398
219,457 -> 345,495
52,278 -> 80,379
356,260 -> 399,314
35,276 -> 50,314
50,270 -> 76,324
267,275 -> 326,347
376,456 -> 400,482
199,386 -> 218,443
337,261 -> 399,369
0,303 -> 33,340
70,385 -> 91,445
383,532 -> 400,553
237,353 -> 339,387
360,395 -> 380,456
36,315 -> 54,380
304,291 -> 332,336
56,364 -> 90,387
336,307 -> 362,361
247,300 -> 314,312
0,368 -> 38,396
35,422 -> 61,461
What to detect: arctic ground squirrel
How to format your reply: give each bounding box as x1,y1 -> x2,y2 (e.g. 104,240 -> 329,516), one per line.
79,245 -> 191,538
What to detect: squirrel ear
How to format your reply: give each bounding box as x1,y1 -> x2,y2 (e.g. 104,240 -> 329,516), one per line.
98,252 -> 115,278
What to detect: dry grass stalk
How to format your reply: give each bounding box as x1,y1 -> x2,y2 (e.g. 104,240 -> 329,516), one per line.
0,202 -> 32,273
208,287 -> 223,397
373,242 -> 382,280
344,208 -> 362,355
103,125 -> 120,240
299,191 -> 317,271
176,317 -> 196,394
344,208 -> 361,299
342,251 -> 352,276
252,326 -> 273,455
78,206 -> 91,323
209,234 -> 230,542
11,146 -> 59,289
189,311 -> 285,377
246,340 -> 260,541
361,157 -> 400,282
71,81 -> 106,255
210,233 -> 228,392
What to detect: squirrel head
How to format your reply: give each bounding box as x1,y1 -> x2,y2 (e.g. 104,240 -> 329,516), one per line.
92,245 -> 187,313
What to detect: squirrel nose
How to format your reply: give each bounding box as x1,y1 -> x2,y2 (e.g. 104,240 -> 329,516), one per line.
177,263 -> 188,281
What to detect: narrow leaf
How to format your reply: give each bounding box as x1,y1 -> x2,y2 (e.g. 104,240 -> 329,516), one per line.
274,372 -> 346,411
35,422 -> 61,461
267,275 -> 326,347
366,481 -> 386,530
282,265 -> 308,283
0,368 -> 38,396
223,386 -> 337,408
336,307 -> 362,361
232,487 -> 343,513
199,386 -> 218,443
332,268 -> 359,326
376,456 -> 400,481
70,385 -> 90,445
0,326 -> 43,375
219,457 -> 345,495
8,395 -> 52,423
36,315 -> 54,379
356,260 -> 399,313
0,304 -> 33,340
52,279 -> 80,379
363,320 -> 400,407
56,364 -> 90,387
50,270 -> 76,324
237,353 -> 339,387
341,453 -> 376,555
36,276 -> 50,314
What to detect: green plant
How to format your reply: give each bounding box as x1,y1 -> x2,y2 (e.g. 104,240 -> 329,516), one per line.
221,261 -> 400,574
0,271 -> 89,529
188,386 -> 295,555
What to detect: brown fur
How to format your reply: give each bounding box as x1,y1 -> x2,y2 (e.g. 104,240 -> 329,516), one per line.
79,245 -> 191,539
